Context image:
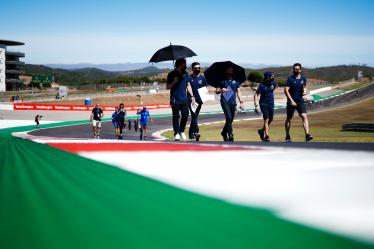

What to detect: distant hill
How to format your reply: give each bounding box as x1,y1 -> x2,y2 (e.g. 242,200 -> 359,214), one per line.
23,64 -> 374,86
46,62 -> 279,71
246,65 -> 374,83
23,64 -> 164,85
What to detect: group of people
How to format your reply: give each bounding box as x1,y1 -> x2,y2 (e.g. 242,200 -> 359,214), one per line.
89,61 -> 313,142
89,103 -> 152,140
167,59 -> 313,142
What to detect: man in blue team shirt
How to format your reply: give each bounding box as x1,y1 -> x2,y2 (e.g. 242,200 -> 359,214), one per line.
216,66 -> 244,142
188,62 -> 208,141
254,72 -> 277,142
90,104 -> 104,139
284,63 -> 313,142
166,58 -> 195,141
139,106 -> 152,140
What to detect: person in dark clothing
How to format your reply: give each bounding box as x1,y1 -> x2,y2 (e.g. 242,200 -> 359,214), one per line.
117,103 -> 127,139
254,72 -> 277,142
215,67 -> 244,142
284,63 -> 313,142
187,62 -> 208,141
35,114 -> 42,128
90,104 -> 104,139
166,58 -> 195,141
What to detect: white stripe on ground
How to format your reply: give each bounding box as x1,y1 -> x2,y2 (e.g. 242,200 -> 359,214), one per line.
79,149 -> 374,243
0,120 -> 59,129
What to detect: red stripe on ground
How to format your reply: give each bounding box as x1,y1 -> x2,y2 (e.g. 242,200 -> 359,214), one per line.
46,143 -> 259,153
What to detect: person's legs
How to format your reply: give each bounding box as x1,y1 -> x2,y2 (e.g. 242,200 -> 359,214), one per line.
188,104 -> 196,139
179,102 -> 189,134
285,104 -> 295,139
194,104 -> 202,134
172,104 -> 181,136
300,113 -> 310,134
220,100 -> 232,139
227,105 -> 236,136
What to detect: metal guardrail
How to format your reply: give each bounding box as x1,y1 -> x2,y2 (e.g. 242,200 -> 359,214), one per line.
342,123 -> 374,132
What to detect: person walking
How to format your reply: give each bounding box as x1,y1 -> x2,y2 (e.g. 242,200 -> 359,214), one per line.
216,66 -> 244,142
187,62 -> 208,141
90,104 -> 104,139
139,106 -> 152,140
112,107 -> 120,139
284,63 -> 313,142
166,58 -> 195,141
117,103 -> 127,139
254,72 -> 277,142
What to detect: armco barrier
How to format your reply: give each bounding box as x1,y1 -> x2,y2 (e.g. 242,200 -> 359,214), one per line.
13,103 -> 170,111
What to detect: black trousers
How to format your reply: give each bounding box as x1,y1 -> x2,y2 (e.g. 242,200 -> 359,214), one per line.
188,102 -> 202,138
221,100 -> 236,135
171,102 -> 189,136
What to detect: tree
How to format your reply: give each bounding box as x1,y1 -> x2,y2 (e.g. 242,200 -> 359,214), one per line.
248,72 -> 263,83
247,72 -> 264,88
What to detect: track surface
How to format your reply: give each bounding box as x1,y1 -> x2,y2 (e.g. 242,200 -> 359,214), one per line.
29,84 -> 374,151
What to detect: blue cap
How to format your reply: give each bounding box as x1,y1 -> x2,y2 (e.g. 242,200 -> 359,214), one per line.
264,71 -> 274,78
143,106 -> 147,109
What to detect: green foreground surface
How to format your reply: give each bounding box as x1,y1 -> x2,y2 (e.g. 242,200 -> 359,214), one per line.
1,120 -> 373,248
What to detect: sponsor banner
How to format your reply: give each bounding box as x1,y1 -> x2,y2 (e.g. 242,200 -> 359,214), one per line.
13,103 -> 170,111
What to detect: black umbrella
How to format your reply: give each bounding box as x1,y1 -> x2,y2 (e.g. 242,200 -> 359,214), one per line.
204,61 -> 246,87
149,43 -> 197,63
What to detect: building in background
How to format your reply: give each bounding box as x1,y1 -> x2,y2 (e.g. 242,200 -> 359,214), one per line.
0,39 -> 25,91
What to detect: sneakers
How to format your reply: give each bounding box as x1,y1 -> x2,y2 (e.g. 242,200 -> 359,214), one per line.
180,132 -> 187,141
195,133 -> 201,142
258,129 -> 265,141
263,135 -> 270,142
305,134 -> 314,142
96,135 -> 100,139
221,131 -> 228,141
228,134 -> 234,142
174,133 -> 181,141
285,135 -> 292,142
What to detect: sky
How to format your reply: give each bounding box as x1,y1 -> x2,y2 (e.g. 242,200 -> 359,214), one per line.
2,0 -> 374,67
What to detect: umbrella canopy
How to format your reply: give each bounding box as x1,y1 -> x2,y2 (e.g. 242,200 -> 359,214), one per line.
149,44 -> 197,63
204,61 -> 246,87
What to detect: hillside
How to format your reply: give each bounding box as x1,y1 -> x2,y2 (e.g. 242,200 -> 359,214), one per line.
246,65 -> 374,83
23,64 -> 374,86
23,64 -> 164,85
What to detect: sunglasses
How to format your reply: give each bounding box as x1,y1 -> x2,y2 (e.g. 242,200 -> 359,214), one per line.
193,67 -> 201,70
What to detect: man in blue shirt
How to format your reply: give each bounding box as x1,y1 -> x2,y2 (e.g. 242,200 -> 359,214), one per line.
90,104 -> 104,139
284,63 -> 313,142
139,106 -> 152,140
166,58 -> 195,141
254,72 -> 277,142
188,62 -> 208,141
216,66 -> 244,142
116,103 -> 127,139
112,107 -> 120,139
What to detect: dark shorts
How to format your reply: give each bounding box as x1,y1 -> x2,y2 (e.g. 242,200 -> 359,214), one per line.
140,123 -> 148,129
287,101 -> 307,118
112,120 -> 119,128
260,104 -> 274,120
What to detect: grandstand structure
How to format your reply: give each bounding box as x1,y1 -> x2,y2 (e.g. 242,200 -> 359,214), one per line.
0,39 -> 25,91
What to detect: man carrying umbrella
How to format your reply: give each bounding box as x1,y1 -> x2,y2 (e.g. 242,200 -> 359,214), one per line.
215,66 -> 244,142
205,61 -> 246,142
166,58 -> 195,141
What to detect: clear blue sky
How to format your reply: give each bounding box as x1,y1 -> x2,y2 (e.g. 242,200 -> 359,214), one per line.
2,0 -> 374,67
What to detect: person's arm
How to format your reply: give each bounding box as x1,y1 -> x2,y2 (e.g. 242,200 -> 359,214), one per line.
187,82 -> 196,105
237,87 -> 244,108
284,86 -> 297,106
89,112 -> 93,122
166,73 -> 179,90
